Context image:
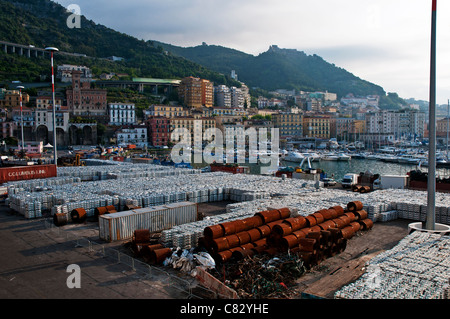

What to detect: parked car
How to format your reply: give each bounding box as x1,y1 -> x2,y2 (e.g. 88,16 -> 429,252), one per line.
321,177 -> 337,187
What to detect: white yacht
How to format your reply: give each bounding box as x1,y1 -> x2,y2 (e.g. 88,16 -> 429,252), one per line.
284,151 -> 305,162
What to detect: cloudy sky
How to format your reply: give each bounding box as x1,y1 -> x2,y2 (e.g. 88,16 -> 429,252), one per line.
54,0 -> 450,105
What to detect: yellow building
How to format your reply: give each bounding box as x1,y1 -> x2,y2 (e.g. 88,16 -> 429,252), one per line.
272,113 -> 303,137
169,116 -> 216,141
147,104 -> 189,118
0,90 -> 30,108
303,115 -> 331,139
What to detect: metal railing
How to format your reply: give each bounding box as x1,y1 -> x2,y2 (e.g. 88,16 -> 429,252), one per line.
42,218 -> 224,299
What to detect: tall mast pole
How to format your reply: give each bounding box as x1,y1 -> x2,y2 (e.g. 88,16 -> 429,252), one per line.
426,0 -> 437,230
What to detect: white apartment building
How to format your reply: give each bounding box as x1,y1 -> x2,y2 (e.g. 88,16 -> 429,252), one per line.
214,85 -> 231,108
108,103 -> 136,126
35,105 -> 70,132
365,110 -> 426,139
116,125 -> 147,147
57,64 -> 92,83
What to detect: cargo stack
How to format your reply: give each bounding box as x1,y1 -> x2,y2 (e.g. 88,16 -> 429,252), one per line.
198,201 -> 373,268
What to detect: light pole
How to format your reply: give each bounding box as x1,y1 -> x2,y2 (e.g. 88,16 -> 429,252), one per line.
426,0 -> 437,231
16,85 -> 25,155
45,47 -> 59,165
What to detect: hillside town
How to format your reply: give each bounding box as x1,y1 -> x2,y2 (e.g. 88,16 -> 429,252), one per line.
0,63 -> 440,158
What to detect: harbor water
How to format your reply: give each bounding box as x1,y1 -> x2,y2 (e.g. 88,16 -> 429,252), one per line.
281,158 -> 450,182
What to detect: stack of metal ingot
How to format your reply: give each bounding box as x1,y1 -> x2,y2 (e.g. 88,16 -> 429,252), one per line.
199,201 -> 373,268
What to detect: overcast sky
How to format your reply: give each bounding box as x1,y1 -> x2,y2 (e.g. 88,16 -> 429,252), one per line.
54,0 -> 450,105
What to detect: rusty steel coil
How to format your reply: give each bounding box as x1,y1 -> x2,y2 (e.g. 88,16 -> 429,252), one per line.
337,215 -> 352,227
317,209 -> 334,220
105,205 -> 116,212
341,226 -> 355,239
233,219 -> 249,233
253,238 -> 267,247
344,212 -> 357,222
226,234 -> 241,249
257,225 -> 272,237
354,210 -> 368,221
251,245 -> 268,254
280,234 -> 300,250
53,213 -> 68,227
141,243 -> 164,260
298,238 -> 317,252
305,215 -> 317,227
243,215 -> 264,228
272,223 -> 293,237
330,205 -> 345,216
236,231 -> 251,246
232,247 -> 255,260
152,247 -> 173,264
71,208 -> 87,223
94,206 -> 109,219
266,219 -> 284,230
204,224 -> 224,239
359,218 -> 374,230
318,220 -> 336,231
247,227 -> 262,242
309,225 -> 322,232
133,229 -> 151,244
220,221 -> 237,236
312,212 -> 325,224
212,237 -> 229,252
215,250 -> 233,263
255,210 -> 281,224
292,229 -> 308,240
350,221 -> 361,232
283,216 -> 307,231
277,207 -> 291,219
347,201 -> 364,212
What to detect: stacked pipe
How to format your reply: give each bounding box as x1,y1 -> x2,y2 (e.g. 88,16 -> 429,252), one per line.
199,208 -> 292,264
199,201 -> 374,268
131,229 -> 172,264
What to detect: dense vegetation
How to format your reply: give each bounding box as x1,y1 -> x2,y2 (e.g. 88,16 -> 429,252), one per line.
0,0 -> 240,86
158,43 -> 387,99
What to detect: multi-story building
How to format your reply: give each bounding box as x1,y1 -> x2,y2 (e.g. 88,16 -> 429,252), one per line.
116,125 -> 148,147
303,114 -> 331,139
108,103 -> 136,126
0,108 -> 15,141
272,112 -> 303,137
36,96 -> 62,109
145,104 -> 189,118
169,116 -> 216,142
0,90 -> 30,108
178,77 -> 213,108
146,117 -> 170,147
214,85 -> 231,108
437,117 -> 450,138
57,64 -> 92,83
35,105 -> 70,133
66,70 -> 108,118
365,110 -> 426,139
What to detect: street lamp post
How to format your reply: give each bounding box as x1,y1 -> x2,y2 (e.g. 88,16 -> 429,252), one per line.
45,47 -> 59,165
16,85 -> 25,155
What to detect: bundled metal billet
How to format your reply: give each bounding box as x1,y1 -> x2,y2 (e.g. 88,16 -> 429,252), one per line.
335,231 -> 450,299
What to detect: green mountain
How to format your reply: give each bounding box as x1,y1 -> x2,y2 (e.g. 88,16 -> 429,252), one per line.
0,0 -> 239,86
158,42 -> 386,99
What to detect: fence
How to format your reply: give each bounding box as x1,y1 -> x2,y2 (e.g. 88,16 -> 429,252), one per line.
42,218 -> 224,299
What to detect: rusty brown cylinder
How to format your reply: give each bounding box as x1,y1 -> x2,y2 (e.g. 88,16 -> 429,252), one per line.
312,212 -> 325,224
212,237 -> 229,252
266,219 -> 284,230
272,223 -> 293,237
220,221 -> 237,236
283,216 -> 307,231
344,212 -> 357,222
329,228 -> 343,241
257,225 -> 272,237
350,221 -> 361,232
310,225 -> 322,232
317,209 -> 334,220
226,234 -> 240,249
53,213 -> 68,226
277,207 -> 291,219
255,210 -> 281,224
215,250 -> 233,263
337,215 -> 352,227
204,224 -> 224,239
355,210 -> 368,221
347,201 -> 364,212
280,234 -> 300,250
94,206 -> 109,218
233,219 -> 248,233
133,229 -> 150,243
292,229 -> 309,240
360,186 -> 371,193
152,248 -> 173,264
247,228 -> 262,242
253,238 -> 267,247
236,231 -> 251,246
232,247 -> 255,260
330,205 -> 345,216
105,205 -> 116,212
71,208 -> 87,223
318,220 -> 336,231
251,244 -> 267,254
141,243 -> 163,259
341,226 -> 355,239
243,216 -> 264,228
352,185 -> 361,192
359,218 -> 374,230
327,208 -> 339,219
305,215 -> 317,227
298,238 -> 317,252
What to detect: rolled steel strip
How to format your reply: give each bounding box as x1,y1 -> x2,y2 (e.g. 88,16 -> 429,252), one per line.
236,231 -> 251,246
354,210 -> 368,221
204,224 -> 224,239
347,201 -> 363,212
